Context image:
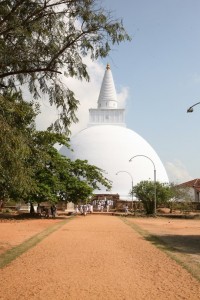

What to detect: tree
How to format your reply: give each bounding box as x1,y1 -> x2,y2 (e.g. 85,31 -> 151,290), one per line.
65,159 -> 112,202
0,0 -> 130,131
0,94 -> 112,209
133,181 -> 172,215
0,91 -> 38,207
168,183 -> 193,213
28,131 -> 112,206
1,1 -> 125,208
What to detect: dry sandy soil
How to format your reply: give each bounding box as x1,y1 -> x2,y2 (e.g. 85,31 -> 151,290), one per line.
0,214 -> 200,300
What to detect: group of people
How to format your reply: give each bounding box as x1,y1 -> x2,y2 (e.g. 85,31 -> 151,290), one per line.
93,199 -> 113,209
97,202 -> 110,212
96,200 -> 110,212
37,204 -> 57,218
75,201 -> 111,216
75,204 -> 93,216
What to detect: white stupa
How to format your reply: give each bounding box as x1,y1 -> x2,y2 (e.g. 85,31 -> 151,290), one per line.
60,64 -> 169,199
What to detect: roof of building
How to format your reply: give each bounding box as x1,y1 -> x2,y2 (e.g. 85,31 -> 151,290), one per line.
178,179 -> 200,192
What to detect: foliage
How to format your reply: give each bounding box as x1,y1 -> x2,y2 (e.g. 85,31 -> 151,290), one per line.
133,181 -> 173,215
0,0 -> 130,132
20,129 -> 112,205
29,132 -> 112,204
1,207 -> 12,213
168,183 -> 193,213
64,159 -> 112,202
0,91 -> 38,202
0,0 -> 125,205
0,93 -> 112,206
169,183 -> 193,202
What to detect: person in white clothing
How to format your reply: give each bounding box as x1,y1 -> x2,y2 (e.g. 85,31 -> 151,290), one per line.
125,204 -> 128,215
98,203 -> 101,212
75,205 -> 79,214
80,205 -> 83,214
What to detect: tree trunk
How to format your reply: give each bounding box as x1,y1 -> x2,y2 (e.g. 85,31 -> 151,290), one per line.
0,200 -> 4,212
143,200 -> 154,215
30,202 -> 35,214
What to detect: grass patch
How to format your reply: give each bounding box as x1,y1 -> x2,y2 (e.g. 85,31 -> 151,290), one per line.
0,218 -> 73,269
120,217 -> 200,282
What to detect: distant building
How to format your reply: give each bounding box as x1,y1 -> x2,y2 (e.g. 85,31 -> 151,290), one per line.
60,64 -> 169,199
178,179 -> 200,202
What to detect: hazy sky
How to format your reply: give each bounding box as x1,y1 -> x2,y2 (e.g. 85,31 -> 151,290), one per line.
36,0 -> 200,184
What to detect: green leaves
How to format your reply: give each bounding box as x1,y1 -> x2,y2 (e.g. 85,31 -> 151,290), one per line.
0,92 -> 37,201
29,135 -> 112,204
0,94 -> 111,205
0,0 -> 126,204
133,181 -> 172,214
0,0 -> 130,131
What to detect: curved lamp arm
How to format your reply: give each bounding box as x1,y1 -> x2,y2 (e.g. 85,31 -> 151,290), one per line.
129,155 -> 156,171
116,171 -> 133,182
187,102 -> 200,113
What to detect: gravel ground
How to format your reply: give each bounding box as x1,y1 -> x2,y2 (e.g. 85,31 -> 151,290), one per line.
0,214 -> 200,300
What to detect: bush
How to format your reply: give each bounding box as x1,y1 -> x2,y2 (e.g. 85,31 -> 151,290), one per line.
2,208 -> 12,213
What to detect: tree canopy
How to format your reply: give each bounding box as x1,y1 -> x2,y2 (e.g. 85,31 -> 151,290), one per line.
0,92 -> 111,207
0,91 -> 38,202
29,131 -> 112,204
133,181 -> 173,215
0,0 -> 130,131
0,1 -> 129,209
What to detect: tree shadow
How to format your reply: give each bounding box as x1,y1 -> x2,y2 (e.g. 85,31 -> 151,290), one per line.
146,234 -> 200,255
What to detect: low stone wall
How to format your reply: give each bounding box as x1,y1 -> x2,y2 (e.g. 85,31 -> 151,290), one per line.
115,200 -> 143,212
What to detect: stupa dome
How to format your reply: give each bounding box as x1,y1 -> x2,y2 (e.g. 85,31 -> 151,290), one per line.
60,125 -> 169,199
60,64 -> 169,199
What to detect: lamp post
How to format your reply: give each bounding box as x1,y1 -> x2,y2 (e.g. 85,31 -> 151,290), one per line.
187,102 -> 200,113
116,171 -> 134,214
129,155 -> 157,216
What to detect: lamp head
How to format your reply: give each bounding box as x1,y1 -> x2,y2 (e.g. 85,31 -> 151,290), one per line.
187,107 -> 193,113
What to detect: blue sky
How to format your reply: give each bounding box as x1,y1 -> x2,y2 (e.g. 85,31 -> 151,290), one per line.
36,0 -> 200,184
98,0 -> 200,183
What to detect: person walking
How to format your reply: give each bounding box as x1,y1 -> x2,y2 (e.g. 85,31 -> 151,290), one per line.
51,205 -> 57,218
75,205 -> 79,215
83,204 -> 87,216
37,204 -> 41,216
80,205 -> 83,214
106,204 -> 109,212
125,204 -> 128,216
97,203 -> 101,212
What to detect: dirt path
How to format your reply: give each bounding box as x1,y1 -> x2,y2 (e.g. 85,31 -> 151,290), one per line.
1,215 -> 200,300
0,218 -> 62,255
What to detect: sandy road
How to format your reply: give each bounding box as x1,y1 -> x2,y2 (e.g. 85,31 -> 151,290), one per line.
1,215 -> 200,300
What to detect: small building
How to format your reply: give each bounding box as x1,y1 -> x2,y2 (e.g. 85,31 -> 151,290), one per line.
92,194 -> 119,209
178,179 -> 200,202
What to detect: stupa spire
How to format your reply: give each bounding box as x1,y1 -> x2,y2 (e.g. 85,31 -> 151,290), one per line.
88,63 -> 125,127
97,64 -> 118,109
106,63 -> 110,70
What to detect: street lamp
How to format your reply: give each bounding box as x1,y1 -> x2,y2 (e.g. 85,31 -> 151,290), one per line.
129,155 -> 157,216
187,102 -> 200,113
116,171 -> 134,214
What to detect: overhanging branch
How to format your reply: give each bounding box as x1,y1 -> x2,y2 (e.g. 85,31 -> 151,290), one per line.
0,68 -> 62,79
